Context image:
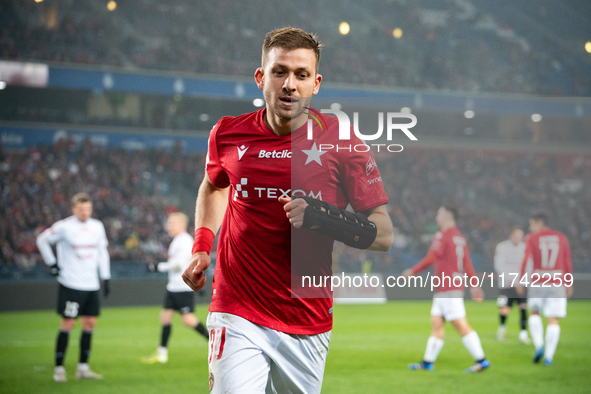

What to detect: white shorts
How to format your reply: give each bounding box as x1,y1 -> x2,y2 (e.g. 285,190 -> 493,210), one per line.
207,312 -> 331,394
527,286 -> 567,318
430,290 -> 466,321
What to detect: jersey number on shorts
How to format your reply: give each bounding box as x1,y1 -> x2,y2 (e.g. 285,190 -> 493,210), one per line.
64,301 -> 79,318
539,240 -> 559,269
208,327 -> 226,363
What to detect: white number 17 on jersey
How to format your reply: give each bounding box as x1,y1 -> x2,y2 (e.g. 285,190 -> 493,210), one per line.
539,240 -> 559,269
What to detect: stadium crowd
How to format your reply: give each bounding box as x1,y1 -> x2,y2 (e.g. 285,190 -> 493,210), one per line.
1,137 -> 589,276
0,136 -> 204,274
2,0 -> 590,96
338,148 -> 591,274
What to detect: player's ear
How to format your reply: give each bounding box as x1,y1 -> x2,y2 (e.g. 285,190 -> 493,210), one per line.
312,73 -> 322,96
254,68 -> 264,90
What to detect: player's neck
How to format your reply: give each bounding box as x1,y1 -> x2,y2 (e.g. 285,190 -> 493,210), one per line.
263,108 -> 307,136
440,222 -> 455,232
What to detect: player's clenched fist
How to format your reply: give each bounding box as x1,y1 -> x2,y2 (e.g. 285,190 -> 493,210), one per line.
182,252 -> 211,292
279,196 -> 310,229
470,286 -> 484,303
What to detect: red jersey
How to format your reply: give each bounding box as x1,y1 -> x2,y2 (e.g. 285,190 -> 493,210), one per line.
206,108 -> 388,335
520,228 -> 572,285
410,227 -> 477,293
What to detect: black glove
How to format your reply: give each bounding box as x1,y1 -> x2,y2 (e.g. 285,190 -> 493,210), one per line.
49,263 -> 60,276
103,280 -> 111,297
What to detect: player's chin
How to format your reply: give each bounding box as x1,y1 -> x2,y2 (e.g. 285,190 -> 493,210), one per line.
274,105 -> 293,119
277,102 -> 303,118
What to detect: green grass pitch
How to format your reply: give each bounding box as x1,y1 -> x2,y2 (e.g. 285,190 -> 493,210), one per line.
1,300 -> 590,393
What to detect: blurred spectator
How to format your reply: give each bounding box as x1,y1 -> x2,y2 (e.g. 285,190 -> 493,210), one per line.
1,0 -> 589,96
0,136 -> 589,276
0,136 -> 204,272
337,148 -> 591,274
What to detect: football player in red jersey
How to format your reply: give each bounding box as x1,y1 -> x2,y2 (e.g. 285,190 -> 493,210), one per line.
182,27 -> 393,393
517,212 -> 574,366
403,205 -> 490,373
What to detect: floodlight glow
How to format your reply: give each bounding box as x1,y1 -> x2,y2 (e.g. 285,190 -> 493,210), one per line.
339,22 -> 350,35
464,110 -> 475,119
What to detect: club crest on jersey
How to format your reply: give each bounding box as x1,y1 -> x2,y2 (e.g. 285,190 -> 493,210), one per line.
237,145 -> 249,160
209,371 -> 214,392
366,157 -> 377,176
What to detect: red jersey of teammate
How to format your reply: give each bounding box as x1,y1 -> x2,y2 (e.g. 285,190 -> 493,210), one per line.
410,227 -> 477,293
206,108 -> 388,335
520,228 -> 572,285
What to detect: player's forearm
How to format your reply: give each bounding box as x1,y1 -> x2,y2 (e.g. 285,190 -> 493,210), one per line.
194,173 -> 229,233
565,244 -> 573,275
519,252 -> 530,277
158,260 -> 182,272
98,247 -> 111,280
493,255 -> 502,273
411,250 -> 437,274
365,207 -> 393,252
463,257 -> 477,279
36,231 -> 56,265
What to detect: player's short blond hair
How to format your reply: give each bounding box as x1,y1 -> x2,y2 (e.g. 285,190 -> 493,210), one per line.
168,212 -> 189,227
71,192 -> 92,206
262,27 -> 323,73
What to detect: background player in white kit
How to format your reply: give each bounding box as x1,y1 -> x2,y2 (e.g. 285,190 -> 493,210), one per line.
142,212 -> 209,364
494,227 -> 530,343
36,193 -> 110,382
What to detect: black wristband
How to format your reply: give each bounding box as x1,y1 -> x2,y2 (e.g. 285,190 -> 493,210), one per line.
294,196 -> 377,250
103,280 -> 111,297
49,263 -> 60,276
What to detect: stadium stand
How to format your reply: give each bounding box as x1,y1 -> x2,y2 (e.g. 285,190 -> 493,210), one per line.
2,0 -> 590,95
1,136 -> 589,278
1,0 -> 589,281
0,136 -> 205,278
338,148 -> 591,275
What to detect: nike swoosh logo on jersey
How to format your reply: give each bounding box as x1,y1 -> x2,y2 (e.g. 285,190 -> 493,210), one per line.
237,145 -> 249,160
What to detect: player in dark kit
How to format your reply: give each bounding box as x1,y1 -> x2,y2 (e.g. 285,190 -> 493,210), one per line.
182,27 -> 393,393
